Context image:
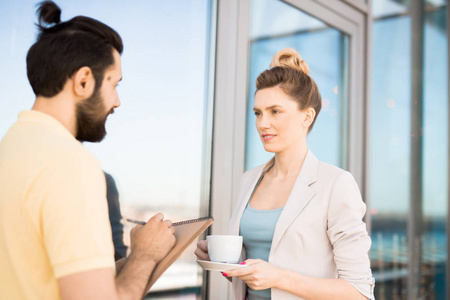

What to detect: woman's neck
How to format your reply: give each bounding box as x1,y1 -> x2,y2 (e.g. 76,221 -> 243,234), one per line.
271,142 -> 308,179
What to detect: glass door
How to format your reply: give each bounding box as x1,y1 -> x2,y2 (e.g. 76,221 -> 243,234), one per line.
370,0 -> 448,298
210,1 -> 367,298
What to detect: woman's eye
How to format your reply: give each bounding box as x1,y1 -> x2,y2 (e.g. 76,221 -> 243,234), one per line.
272,110 -> 279,114
254,111 -> 261,117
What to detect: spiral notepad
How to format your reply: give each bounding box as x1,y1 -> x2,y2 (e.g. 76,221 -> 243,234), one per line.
144,216 -> 213,294
171,216 -> 213,226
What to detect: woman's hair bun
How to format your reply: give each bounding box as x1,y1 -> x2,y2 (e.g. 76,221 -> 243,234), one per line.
270,48 -> 309,75
37,1 -> 62,29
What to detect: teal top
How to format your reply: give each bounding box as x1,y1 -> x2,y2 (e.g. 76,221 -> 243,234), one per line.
239,164 -> 283,300
240,205 -> 283,300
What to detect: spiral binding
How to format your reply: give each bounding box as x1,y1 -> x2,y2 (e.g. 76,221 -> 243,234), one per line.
172,216 -> 213,226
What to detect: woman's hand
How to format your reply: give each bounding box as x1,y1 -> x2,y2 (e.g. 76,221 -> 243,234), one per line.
194,239 -> 210,261
223,259 -> 283,290
227,260 -> 369,300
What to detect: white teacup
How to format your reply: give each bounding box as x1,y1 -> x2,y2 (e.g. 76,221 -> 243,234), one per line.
207,235 -> 243,263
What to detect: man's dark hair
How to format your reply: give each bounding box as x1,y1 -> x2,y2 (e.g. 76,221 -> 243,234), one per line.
27,1 -> 123,97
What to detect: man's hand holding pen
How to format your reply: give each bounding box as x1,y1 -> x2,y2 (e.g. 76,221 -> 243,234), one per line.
128,213 -> 176,264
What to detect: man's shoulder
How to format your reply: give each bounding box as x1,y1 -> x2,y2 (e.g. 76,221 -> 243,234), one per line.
56,147 -> 101,168
3,117 -> 76,150
6,116 -> 96,158
1,120 -> 101,179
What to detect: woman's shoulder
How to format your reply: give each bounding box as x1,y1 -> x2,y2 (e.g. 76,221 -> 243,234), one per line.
314,159 -> 363,206
316,159 -> 356,186
317,160 -> 345,175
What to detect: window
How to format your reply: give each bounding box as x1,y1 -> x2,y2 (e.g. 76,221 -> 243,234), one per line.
370,0 -> 448,298
0,0 -> 215,296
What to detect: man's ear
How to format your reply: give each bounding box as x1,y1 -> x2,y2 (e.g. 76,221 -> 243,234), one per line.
72,67 -> 95,99
302,107 -> 316,129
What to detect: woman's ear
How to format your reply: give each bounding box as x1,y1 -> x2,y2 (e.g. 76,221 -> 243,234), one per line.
302,107 -> 316,129
72,66 -> 95,99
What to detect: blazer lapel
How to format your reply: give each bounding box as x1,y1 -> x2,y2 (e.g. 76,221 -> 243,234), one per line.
270,150 -> 319,253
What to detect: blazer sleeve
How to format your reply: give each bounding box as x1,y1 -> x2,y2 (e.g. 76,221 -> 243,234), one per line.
326,171 -> 375,299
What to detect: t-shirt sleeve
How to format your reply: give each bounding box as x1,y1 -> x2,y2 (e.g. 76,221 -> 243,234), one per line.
38,150 -> 115,278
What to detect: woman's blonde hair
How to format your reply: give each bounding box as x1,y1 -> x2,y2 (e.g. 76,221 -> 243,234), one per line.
256,48 -> 321,132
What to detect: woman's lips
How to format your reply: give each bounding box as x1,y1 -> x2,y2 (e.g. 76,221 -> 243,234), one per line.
262,134 -> 276,141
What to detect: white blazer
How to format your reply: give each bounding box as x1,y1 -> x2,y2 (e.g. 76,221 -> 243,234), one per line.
228,150 -> 375,300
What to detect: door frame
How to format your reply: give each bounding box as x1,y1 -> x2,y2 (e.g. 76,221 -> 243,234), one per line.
209,0 -> 369,298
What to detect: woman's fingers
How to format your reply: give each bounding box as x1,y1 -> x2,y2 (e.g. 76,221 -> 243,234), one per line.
223,262 -> 256,277
242,259 -> 260,266
223,259 -> 278,290
194,240 -> 210,260
197,239 -> 208,251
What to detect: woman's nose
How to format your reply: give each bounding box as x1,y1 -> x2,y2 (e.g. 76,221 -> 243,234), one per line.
258,116 -> 271,129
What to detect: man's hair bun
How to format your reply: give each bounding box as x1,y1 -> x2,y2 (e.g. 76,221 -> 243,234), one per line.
37,1 -> 62,29
270,48 -> 309,75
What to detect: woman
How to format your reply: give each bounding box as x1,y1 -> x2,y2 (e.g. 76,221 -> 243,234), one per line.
195,48 -> 374,300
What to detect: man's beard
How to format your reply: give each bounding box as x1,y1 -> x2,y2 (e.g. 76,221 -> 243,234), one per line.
75,88 -> 114,142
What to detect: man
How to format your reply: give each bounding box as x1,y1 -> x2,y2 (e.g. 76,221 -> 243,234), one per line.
0,1 -> 175,299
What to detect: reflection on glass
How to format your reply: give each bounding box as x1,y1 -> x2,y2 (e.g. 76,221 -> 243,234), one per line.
246,0 -> 348,171
422,4 -> 447,299
0,0 -> 213,297
372,0 -> 410,19
370,11 -> 411,299
426,0 -> 446,7
371,0 -> 448,298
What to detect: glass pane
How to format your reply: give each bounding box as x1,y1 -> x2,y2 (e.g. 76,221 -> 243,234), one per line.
422,3 -> 447,299
372,0 -> 449,298
372,0 -> 410,19
370,6 -> 411,299
0,0 -> 213,297
246,0 -> 349,171
426,0 -> 446,7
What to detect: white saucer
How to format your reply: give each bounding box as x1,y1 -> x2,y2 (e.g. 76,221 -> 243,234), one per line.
196,260 -> 247,272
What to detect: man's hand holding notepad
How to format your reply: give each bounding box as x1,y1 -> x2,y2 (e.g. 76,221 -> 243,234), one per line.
127,216 -> 213,296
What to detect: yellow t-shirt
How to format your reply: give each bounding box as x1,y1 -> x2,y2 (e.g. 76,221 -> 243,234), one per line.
0,110 -> 115,300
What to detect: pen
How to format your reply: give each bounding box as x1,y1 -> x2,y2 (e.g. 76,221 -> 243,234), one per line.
127,216 -> 211,227
126,218 -> 146,225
